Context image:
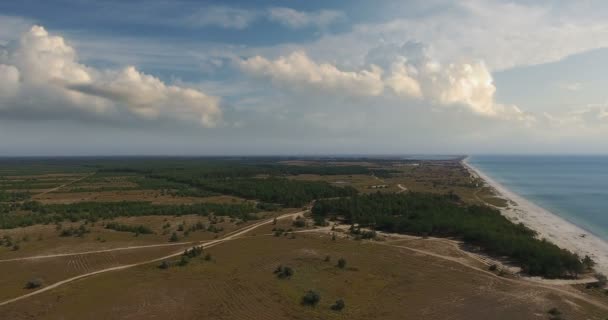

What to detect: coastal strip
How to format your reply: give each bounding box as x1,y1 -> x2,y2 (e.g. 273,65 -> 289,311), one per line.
462,157 -> 608,276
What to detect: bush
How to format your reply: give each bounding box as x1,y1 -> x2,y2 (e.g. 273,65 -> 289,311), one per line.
301,290 -> 320,306
292,217 -> 306,228
25,278 -> 43,289
488,264 -> 498,271
547,307 -> 562,320
324,255 -> 331,262
337,258 -> 346,269
169,232 -> 179,242
158,261 -> 170,269
330,299 -> 345,311
273,265 -> 294,279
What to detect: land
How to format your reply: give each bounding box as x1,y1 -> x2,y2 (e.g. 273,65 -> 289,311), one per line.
0,156 -> 606,319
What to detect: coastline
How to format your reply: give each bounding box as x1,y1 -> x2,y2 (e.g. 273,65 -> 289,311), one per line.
462,156 -> 608,276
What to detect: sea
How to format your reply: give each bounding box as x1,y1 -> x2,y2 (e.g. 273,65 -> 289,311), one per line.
467,155 -> 608,242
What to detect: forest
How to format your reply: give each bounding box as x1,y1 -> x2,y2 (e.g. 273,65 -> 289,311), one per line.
312,192 -> 586,278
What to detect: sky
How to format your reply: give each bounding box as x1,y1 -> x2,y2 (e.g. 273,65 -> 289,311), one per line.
1,0 -> 608,156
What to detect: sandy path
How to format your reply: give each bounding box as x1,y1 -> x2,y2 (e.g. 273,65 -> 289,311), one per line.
0,241 -> 197,263
34,173 -> 94,197
0,211 -> 305,307
396,184 -> 407,193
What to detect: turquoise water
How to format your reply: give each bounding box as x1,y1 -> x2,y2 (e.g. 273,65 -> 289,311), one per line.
468,155 -> 608,241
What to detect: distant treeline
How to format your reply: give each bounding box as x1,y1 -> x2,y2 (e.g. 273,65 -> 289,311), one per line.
0,201 -> 260,229
312,193 -> 586,279
163,177 -> 357,207
98,161 -> 396,180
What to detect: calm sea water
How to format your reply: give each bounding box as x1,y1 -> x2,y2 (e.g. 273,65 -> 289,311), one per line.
468,155 -> 608,241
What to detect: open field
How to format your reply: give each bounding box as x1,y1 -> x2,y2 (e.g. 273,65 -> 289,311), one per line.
0,157 -> 606,319
1,231 -> 607,319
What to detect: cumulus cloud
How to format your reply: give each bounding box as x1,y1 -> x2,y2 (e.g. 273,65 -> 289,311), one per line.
0,25 -> 221,126
268,8 -> 344,29
239,44 -> 530,120
239,51 -> 384,96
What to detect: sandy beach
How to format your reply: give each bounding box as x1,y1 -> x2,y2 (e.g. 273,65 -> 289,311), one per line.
463,157 -> 608,276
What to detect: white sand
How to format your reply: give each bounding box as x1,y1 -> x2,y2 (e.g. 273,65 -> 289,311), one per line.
463,158 -> 608,275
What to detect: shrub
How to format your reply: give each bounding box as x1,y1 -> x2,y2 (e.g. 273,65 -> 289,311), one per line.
169,232 -> 179,242
337,258 -> 346,269
330,299 -> 345,311
204,253 -> 212,261
177,256 -> 189,266
324,255 -> 330,262
25,278 -> 43,289
274,265 -> 294,279
301,290 -> 320,306
292,217 -> 306,228
158,261 -> 170,269
488,264 -> 498,271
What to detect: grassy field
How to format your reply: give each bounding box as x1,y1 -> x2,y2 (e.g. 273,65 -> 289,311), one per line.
0,157 -> 606,319
0,232 -> 606,319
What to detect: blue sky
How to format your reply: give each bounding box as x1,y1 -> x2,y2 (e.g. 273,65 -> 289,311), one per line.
1,0 -> 608,155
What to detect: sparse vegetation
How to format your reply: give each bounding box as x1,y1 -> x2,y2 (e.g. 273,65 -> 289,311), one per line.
105,222 -> 153,235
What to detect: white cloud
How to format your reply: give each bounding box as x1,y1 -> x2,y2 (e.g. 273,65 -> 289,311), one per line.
239,45 -> 531,120
288,0 -> 608,72
268,8 -> 344,29
239,51 -> 384,97
0,25 -> 221,126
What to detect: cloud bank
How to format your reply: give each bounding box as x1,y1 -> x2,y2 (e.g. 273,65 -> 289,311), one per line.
240,43 -> 529,120
0,26 -> 221,126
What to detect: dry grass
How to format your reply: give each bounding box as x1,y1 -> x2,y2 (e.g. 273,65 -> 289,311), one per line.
0,233 -> 606,319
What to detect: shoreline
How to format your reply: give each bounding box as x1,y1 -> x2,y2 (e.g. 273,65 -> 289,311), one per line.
462,157 -> 608,276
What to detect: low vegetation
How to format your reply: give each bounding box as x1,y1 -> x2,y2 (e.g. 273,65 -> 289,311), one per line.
0,201 -> 259,229
105,222 -> 153,235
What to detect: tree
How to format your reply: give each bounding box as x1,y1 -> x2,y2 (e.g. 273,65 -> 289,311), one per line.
330,299 -> 345,311
274,265 -> 294,279
547,307 -> 562,320
301,290 -> 320,306
583,255 -> 596,270
337,258 -> 346,269
169,232 -> 179,242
